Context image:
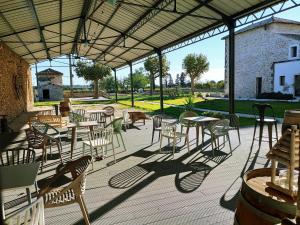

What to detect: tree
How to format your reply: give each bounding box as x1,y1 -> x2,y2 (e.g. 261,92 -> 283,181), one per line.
175,74 -> 180,86
168,74 -> 174,87
75,61 -> 111,98
182,53 -> 209,95
179,72 -> 186,87
100,75 -> 115,92
125,68 -> 149,91
144,55 -> 170,95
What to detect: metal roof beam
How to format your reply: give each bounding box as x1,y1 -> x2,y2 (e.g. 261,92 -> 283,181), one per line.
121,1 -> 221,21
26,0 -> 51,59
106,0 -> 213,64
0,16 -> 81,39
96,0 -> 174,61
59,0 -> 62,55
84,2 -> 121,57
88,45 -> 128,62
0,12 -> 38,62
88,17 -> 155,49
71,0 -> 94,55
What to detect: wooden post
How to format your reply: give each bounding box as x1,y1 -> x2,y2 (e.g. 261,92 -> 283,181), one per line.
68,54 -> 73,98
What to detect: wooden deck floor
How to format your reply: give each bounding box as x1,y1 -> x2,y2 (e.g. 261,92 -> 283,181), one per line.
3,119 -> 277,225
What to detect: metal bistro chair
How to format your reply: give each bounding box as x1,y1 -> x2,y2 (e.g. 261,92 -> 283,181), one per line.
38,156 -> 92,225
106,117 -> 126,152
82,126 -> 115,169
159,121 -> 190,158
151,115 -> 162,144
69,111 -> 90,138
251,103 -> 278,149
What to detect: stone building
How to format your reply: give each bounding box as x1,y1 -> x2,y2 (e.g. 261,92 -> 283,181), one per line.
224,17 -> 300,98
36,68 -> 63,101
0,42 -> 33,118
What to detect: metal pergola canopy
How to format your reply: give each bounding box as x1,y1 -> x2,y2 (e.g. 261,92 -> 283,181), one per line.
0,0 -> 298,69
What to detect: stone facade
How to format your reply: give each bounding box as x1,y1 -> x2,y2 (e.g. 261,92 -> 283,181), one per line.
37,68 -> 63,101
0,42 -> 33,119
224,18 -> 300,98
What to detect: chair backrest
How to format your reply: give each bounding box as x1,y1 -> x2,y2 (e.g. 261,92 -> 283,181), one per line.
31,121 -> 49,134
38,156 -> 92,198
227,114 -> 239,128
0,148 -> 35,166
103,106 -> 114,117
161,121 -> 176,138
179,111 -> 198,124
4,197 -> 45,225
69,112 -> 85,123
37,115 -> 64,128
89,112 -> 106,125
252,103 -> 275,121
89,126 -> 113,147
73,109 -> 86,117
26,128 -> 48,149
108,117 -> 123,133
207,119 -> 230,135
153,115 -> 162,129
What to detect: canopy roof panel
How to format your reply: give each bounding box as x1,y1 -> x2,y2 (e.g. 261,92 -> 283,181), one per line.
0,0 -> 289,67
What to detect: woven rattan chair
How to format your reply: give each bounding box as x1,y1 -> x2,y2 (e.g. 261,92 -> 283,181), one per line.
38,156 -> 92,225
159,121 -> 190,157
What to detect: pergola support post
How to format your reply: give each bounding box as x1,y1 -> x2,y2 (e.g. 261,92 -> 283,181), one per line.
129,62 -> 134,107
68,54 -> 73,98
228,19 -> 235,115
113,68 -> 118,102
35,63 -> 38,87
157,49 -> 164,113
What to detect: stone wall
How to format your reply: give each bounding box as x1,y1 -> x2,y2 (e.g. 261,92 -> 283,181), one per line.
224,22 -> 300,98
0,43 -> 33,119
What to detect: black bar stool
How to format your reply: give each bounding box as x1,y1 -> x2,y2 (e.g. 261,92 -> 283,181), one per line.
251,103 -> 278,149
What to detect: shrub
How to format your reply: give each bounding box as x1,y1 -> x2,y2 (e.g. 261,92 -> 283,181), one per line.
184,95 -> 195,111
201,111 -> 224,119
257,92 -> 294,100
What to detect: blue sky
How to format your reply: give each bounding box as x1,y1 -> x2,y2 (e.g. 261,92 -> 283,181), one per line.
31,6 -> 300,86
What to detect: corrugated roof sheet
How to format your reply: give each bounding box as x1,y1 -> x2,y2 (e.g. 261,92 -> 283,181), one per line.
0,0 -> 287,68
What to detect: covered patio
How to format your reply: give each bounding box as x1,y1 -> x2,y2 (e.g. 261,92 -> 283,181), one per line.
1,1 -> 300,225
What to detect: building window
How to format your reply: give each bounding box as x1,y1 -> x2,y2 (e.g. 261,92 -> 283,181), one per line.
280,76 -> 285,86
289,45 -> 298,58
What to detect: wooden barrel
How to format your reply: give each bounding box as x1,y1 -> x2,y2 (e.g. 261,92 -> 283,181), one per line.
235,168 -> 296,225
282,109 -> 300,134
59,101 -> 70,117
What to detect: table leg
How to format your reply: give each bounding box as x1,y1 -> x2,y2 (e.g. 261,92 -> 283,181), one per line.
71,127 -> 77,159
268,123 -> 273,150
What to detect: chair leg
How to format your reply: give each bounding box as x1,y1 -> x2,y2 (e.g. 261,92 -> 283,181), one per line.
227,133 -> 233,155
159,135 -> 163,153
89,145 -> 94,170
112,141 -> 116,163
172,137 -> 176,158
151,129 -> 155,144
237,128 -> 241,144
78,195 -> 90,225
82,143 -> 86,156
115,133 -> 120,147
26,187 -> 32,205
119,133 -> 126,151
56,140 -> 63,163
186,135 -> 190,154
274,122 -> 278,141
267,123 -> 273,150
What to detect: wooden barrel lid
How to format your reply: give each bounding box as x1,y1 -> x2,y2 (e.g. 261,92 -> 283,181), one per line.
242,168 -> 296,218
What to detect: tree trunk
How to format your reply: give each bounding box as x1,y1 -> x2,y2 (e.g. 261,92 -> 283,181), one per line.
150,74 -> 153,95
152,76 -> 156,91
94,79 -> 99,99
191,78 -> 195,95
